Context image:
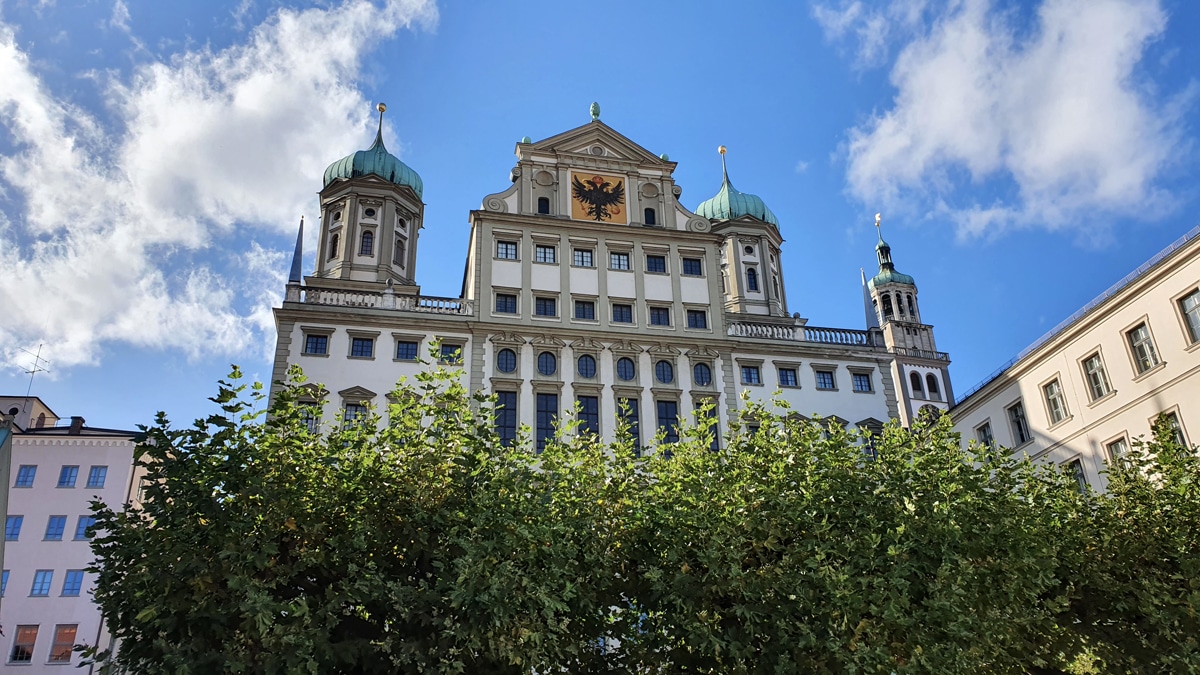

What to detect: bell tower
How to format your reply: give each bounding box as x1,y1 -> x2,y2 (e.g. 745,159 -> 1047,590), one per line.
313,103 -> 424,289
865,214 -> 952,425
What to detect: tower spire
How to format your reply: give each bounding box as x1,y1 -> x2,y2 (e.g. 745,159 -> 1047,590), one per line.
372,102 -> 387,149
288,216 -> 304,284
718,144 -> 729,183
862,268 -> 879,329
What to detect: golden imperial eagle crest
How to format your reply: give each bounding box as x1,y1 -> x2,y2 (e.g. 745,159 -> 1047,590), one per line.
570,172 -> 626,223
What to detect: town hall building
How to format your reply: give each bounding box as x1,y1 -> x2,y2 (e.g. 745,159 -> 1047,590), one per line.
270,104 -> 952,448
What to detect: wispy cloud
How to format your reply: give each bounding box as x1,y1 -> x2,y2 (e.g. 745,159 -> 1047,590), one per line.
815,0 -> 1192,239
0,0 -> 438,373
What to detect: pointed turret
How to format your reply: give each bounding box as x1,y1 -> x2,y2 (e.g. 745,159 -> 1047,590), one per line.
862,268 -> 879,329
288,216 -> 304,284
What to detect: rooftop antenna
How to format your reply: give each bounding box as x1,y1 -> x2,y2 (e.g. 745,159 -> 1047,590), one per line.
16,345 -> 50,418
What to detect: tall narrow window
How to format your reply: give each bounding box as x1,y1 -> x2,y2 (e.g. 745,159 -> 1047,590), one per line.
618,398 -> 640,453
1106,436 -> 1129,464
1043,379 -> 1068,425
359,230 -> 374,256
1127,323 -> 1160,374
697,401 -> 719,451
328,233 -> 339,260
577,396 -> 599,437
1007,402 -> 1031,445
495,392 -> 517,447
925,374 -> 940,401
9,626 -> 38,664
1082,353 -> 1112,401
393,236 -> 406,265
49,625 -> 77,663
5,515 -> 22,541
1160,412 -> 1187,447
536,393 -> 558,452
975,422 -> 994,447
1180,289 -> 1200,344
537,196 -> 550,214
1066,459 -> 1087,493
644,208 -> 656,225
657,400 -> 679,444
909,371 -> 923,397
746,267 -> 759,291
881,294 -> 894,319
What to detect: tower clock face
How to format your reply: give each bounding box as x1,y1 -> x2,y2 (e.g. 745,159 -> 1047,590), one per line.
570,172 -> 627,224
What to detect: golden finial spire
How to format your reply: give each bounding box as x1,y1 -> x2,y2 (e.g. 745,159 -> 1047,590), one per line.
718,145 -> 728,182
372,102 -> 387,147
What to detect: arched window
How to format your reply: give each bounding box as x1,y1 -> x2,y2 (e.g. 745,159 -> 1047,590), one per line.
537,197 -> 550,214
926,374 -> 940,401
35,413 -> 46,428
537,352 -> 557,376
644,208 -> 656,225
746,268 -> 759,292
907,294 -> 916,317
359,230 -> 374,256
655,360 -> 674,384
616,357 -> 636,381
577,354 -> 597,378
393,236 -> 406,266
897,292 -> 905,316
910,371 -> 924,397
496,349 -> 517,373
881,294 -> 894,318
328,233 -> 339,260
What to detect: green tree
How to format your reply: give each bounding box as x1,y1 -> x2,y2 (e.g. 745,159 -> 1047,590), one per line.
87,366 -> 1200,673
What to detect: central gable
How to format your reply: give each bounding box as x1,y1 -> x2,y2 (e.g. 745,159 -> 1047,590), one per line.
528,120 -> 669,167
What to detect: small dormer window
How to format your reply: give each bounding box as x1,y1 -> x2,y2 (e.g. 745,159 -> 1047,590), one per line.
644,208 -> 656,226
537,197 -> 550,214
364,208 -> 376,218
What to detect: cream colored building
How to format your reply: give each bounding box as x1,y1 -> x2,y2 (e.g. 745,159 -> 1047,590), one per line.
949,225 -> 1200,489
271,105 -> 951,447
0,400 -> 140,672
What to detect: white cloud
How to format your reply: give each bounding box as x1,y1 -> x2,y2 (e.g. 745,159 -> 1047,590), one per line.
794,159 -> 810,173
0,0 -> 437,372
110,0 -> 131,32
817,0 -> 1189,238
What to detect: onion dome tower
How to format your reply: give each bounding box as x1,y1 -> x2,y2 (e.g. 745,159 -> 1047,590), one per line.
314,103 -> 424,288
697,146 -> 788,317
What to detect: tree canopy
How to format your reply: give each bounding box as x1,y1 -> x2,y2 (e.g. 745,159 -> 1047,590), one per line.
87,364 -> 1200,674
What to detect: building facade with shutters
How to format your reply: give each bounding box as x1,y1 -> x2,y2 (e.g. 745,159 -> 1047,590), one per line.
0,399 -> 141,672
270,105 -> 952,449
949,225 -> 1200,491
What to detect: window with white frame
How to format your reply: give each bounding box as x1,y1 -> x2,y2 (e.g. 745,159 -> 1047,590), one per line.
1105,436 -> 1129,464
496,240 -> 518,260
535,244 -> 557,264
610,252 -> 631,270
975,421 -> 994,447
1007,401 -> 1031,445
1043,378 -> 1069,425
1180,289 -> 1200,344
852,373 -> 873,393
778,367 -> 798,388
573,248 -> 594,267
815,370 -> 835,390
1082,352 -> 1111,401
1126,322 -> 1160,374
741,365 -> 762,385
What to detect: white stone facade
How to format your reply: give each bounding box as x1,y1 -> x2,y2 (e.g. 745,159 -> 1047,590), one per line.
271,116 -> 949,446
950,225 -> 1200,490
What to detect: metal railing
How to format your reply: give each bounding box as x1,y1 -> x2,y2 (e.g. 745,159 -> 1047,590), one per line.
954,223 -> 1200,406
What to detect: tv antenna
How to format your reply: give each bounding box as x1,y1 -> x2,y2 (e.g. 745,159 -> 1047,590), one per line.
17,345 -> 50,415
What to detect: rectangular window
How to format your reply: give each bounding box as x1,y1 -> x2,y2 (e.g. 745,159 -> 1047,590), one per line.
1106,436 -> 1129,464
575,300 -> 596,320
852,373 -> 873,393
30,570 -> 53,596
300,404 -> 320,434
612,303 -> 633,324
1066,459 -> 1087,493
1161,411 -> 1187,447
9,625 -> 37,664
698,402 -> 720,451
649,307 -> 671,326
610,252 -> 630,270
573,249 -> 594,267
815,370 -> 835,390
656,400 -> 679,444
14,465 -> 36,488
5,516 -> 21,541
395,340 -> 419,361
535,297 -> 557,317
1179,289 -> 1200,344
44,516 -> 66,541
495,293 -> 518,314
535,244 -> 557,264
682,257 -> 703,276
342,404 -> 368,425
496,240 -> 518,260
646,254 -> 667,273
778,368 -> 798,387
1008,402 -> 1031,445
1082,353 -> 1111,401
49,625 -> 77,663
439,344 -> 463,365
618,398 -> 640,453
975,422 -> 994,447
577,396 -> 599,437
1043,379 -> 1069,424
1,570 -> 7,597
350,337 -> 374,358
304,334 -> 328,355
686,310 -> 707,329
741,366 -> 762,385
74,516 -> 96,541
495,392 -> 517,447
536,393 -> 558,452
1127,323 -> 1160,374
57,466 -> 79,488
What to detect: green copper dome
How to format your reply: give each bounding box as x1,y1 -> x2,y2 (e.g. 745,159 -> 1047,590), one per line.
323,122 -> 423,198
867,234 -> 915,288
695,155 -> 778,226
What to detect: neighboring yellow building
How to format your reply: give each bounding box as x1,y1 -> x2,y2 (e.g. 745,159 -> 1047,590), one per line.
950,225 -> 1200,490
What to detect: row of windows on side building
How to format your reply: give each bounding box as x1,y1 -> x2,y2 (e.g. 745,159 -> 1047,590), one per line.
11,464 -> 107,489
6,624 -> 79,665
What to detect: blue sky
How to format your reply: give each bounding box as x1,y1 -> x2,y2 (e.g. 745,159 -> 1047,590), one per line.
1,0 -> 1197,430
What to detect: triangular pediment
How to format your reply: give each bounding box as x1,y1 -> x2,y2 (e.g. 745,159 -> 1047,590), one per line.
529,120 -> 669,167
337,385 -> 377,402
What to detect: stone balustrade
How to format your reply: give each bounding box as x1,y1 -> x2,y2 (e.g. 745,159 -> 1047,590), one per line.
893,346 -> 950,361
298,287 -> 473,316
727,321 -> 883,349
727,321 -> 802,341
